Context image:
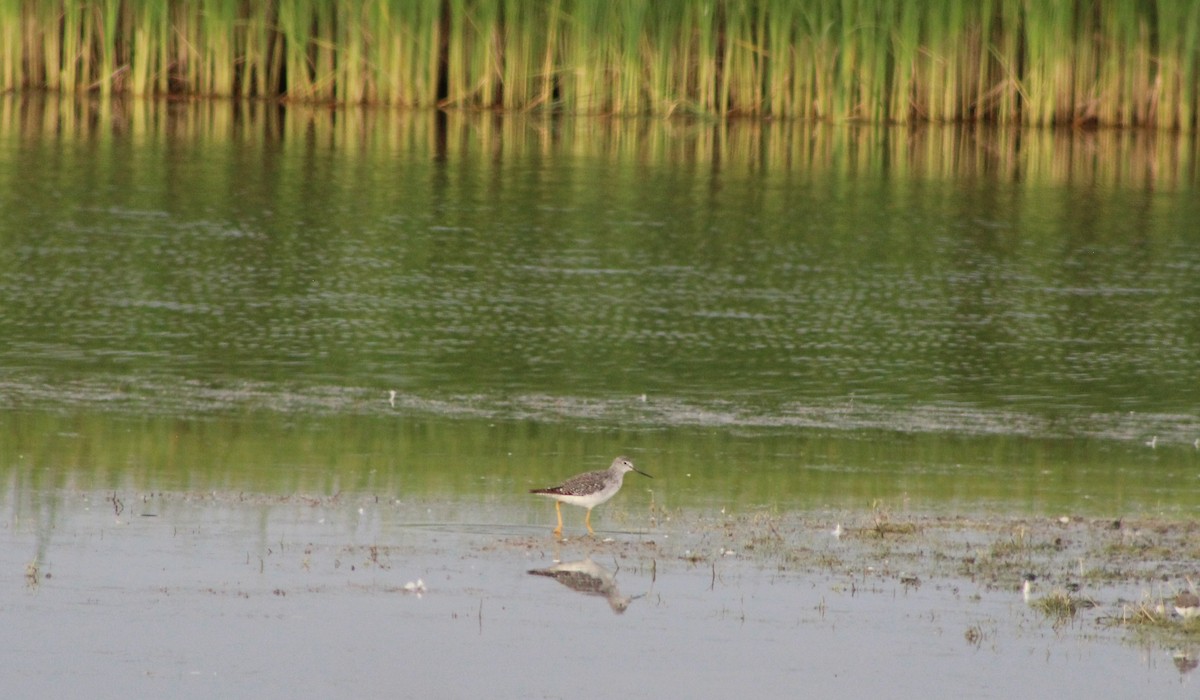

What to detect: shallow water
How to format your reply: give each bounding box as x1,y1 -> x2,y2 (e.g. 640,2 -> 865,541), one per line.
3,490 -> 1198,699
2,96 -> 1200,697
4,411 -> 1197,519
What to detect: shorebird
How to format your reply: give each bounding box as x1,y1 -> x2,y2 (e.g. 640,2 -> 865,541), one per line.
1022,573 -> 1037,603
1175,590 -> 1200,619
530,456 -> 652,537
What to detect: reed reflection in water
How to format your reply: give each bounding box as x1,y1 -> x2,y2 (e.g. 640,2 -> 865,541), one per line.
0,96 -> 1198,513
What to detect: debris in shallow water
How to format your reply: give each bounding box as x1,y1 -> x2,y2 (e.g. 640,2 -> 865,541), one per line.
964,624 -> 984,647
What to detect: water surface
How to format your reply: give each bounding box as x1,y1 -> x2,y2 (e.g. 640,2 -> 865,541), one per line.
2,96 -> 1200,698
2,97 -> 1198,506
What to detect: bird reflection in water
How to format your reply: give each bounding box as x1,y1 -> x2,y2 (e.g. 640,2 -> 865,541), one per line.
528,558 -> 642,614
1173,649 -> 1198,676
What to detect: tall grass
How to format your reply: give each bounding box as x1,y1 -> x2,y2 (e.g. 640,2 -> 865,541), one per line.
0,0 -> 1197,129
0,0 -> 18,93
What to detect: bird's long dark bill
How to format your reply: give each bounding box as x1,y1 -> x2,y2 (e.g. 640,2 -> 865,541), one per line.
634,468 -> 653,478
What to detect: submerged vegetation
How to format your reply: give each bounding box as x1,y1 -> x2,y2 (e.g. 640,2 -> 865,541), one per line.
0,0 -> 1197,128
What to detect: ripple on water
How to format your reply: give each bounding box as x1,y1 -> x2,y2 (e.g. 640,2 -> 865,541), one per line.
2,373 -> 1196,447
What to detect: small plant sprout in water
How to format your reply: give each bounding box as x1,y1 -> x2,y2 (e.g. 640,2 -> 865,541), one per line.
25,560 -> 40,589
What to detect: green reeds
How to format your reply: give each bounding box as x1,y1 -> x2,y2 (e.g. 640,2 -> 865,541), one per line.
0,0 -> 19,92
129,1 -> 164,96
367,0 -> 441,107
0,0 -> 1197,129
442,0 -> 505,107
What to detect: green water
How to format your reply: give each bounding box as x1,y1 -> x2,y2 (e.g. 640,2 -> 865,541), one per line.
1,97 -> 1198,515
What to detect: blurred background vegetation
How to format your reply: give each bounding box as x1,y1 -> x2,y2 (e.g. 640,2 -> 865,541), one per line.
1,0 -> 1197,127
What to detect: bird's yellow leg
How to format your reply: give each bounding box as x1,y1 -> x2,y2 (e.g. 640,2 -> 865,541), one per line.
553,501 -> 563,538
585,508 -> 594,535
